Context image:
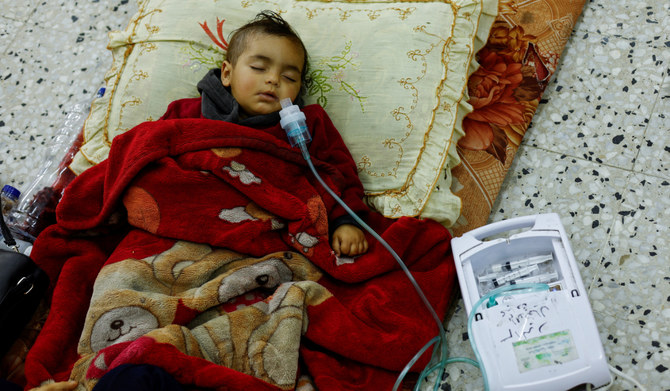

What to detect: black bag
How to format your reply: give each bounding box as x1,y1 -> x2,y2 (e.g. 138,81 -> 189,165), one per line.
0,197 -> 49,359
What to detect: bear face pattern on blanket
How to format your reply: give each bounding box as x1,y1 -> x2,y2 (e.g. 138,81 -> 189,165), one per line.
24,104 -> 456,391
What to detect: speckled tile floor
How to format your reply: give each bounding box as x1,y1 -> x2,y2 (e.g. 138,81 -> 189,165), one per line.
0,0 -> 668,390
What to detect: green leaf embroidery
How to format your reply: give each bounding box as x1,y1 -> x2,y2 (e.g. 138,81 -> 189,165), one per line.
180,43 -> 223,72
306,41 -> 366,112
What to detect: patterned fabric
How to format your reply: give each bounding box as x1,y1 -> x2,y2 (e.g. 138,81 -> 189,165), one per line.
451,0 -> 587,235
24,107 -> 455,391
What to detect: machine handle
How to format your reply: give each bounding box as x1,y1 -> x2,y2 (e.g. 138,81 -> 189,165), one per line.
466,214 -> 542,242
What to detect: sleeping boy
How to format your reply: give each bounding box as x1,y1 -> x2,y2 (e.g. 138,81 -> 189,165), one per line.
162,10 -> 369,257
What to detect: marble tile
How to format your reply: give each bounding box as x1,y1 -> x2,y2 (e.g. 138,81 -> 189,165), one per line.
0,24 -> 113,188
577,0 -> 670,45
635,81 -> 670,179
2,1 -> 38,22
595,312 -> 670,391
0,18 -> 24,55
30,0 -> 137,35
524,30 -> 666,170
589,173 -> 670,323
586,172 -> 669,389
488,145 -> 631,288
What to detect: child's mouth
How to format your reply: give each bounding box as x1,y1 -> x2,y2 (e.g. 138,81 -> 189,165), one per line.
259,92 -> 277,101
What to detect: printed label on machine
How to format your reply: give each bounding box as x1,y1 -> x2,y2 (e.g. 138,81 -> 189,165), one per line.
513,329 -> 579,373
489,292 -> 580,373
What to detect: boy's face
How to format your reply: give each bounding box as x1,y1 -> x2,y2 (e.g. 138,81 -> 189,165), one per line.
221,34 -> 304,117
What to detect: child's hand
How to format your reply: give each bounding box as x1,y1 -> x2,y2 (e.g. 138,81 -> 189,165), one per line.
331,224 -> 368,256
30,380 -> 78,391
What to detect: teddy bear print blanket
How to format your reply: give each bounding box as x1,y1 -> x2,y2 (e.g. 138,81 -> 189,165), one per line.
24,107 -> 456,390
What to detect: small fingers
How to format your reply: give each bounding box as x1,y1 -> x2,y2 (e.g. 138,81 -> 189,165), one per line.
339,240 -> 352,256
332,226 -> 369,257
332,237 -> 342,256
342,237 -> 369,256
350,242 -> 362,256
355,238 -> 369,255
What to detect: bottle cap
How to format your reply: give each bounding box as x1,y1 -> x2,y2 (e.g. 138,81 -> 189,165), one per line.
1,185 -> 20,200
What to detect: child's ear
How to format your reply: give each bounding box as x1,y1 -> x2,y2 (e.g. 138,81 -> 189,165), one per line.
220,60 -> 233,87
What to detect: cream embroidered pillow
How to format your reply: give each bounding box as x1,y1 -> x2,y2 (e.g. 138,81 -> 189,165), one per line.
71,0 -> 497,226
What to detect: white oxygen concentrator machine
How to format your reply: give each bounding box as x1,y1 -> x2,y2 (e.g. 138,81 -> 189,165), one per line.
451,213 -> 611,390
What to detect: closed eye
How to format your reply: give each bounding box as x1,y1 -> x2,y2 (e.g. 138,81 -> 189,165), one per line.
250,66 -> 265,71
283,75 -> 297,82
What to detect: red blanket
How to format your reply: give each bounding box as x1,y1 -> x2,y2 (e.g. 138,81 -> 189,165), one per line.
25,105 -> 455,390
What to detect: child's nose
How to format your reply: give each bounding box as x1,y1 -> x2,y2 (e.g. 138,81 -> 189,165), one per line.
266,71 -> 280,85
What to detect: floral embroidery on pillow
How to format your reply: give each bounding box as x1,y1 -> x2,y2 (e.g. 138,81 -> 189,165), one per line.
306,41 -> 366,112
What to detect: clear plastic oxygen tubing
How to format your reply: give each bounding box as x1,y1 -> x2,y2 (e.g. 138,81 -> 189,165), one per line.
467,283 -> 551,391
279,99 -> 460,391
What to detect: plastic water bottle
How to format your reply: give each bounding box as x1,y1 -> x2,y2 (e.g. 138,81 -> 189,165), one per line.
1,185 -> 32,253
1,185 -> 20,217
9,87 -> 105,241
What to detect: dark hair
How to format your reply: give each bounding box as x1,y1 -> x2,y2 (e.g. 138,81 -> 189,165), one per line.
227,11 -> 310,89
